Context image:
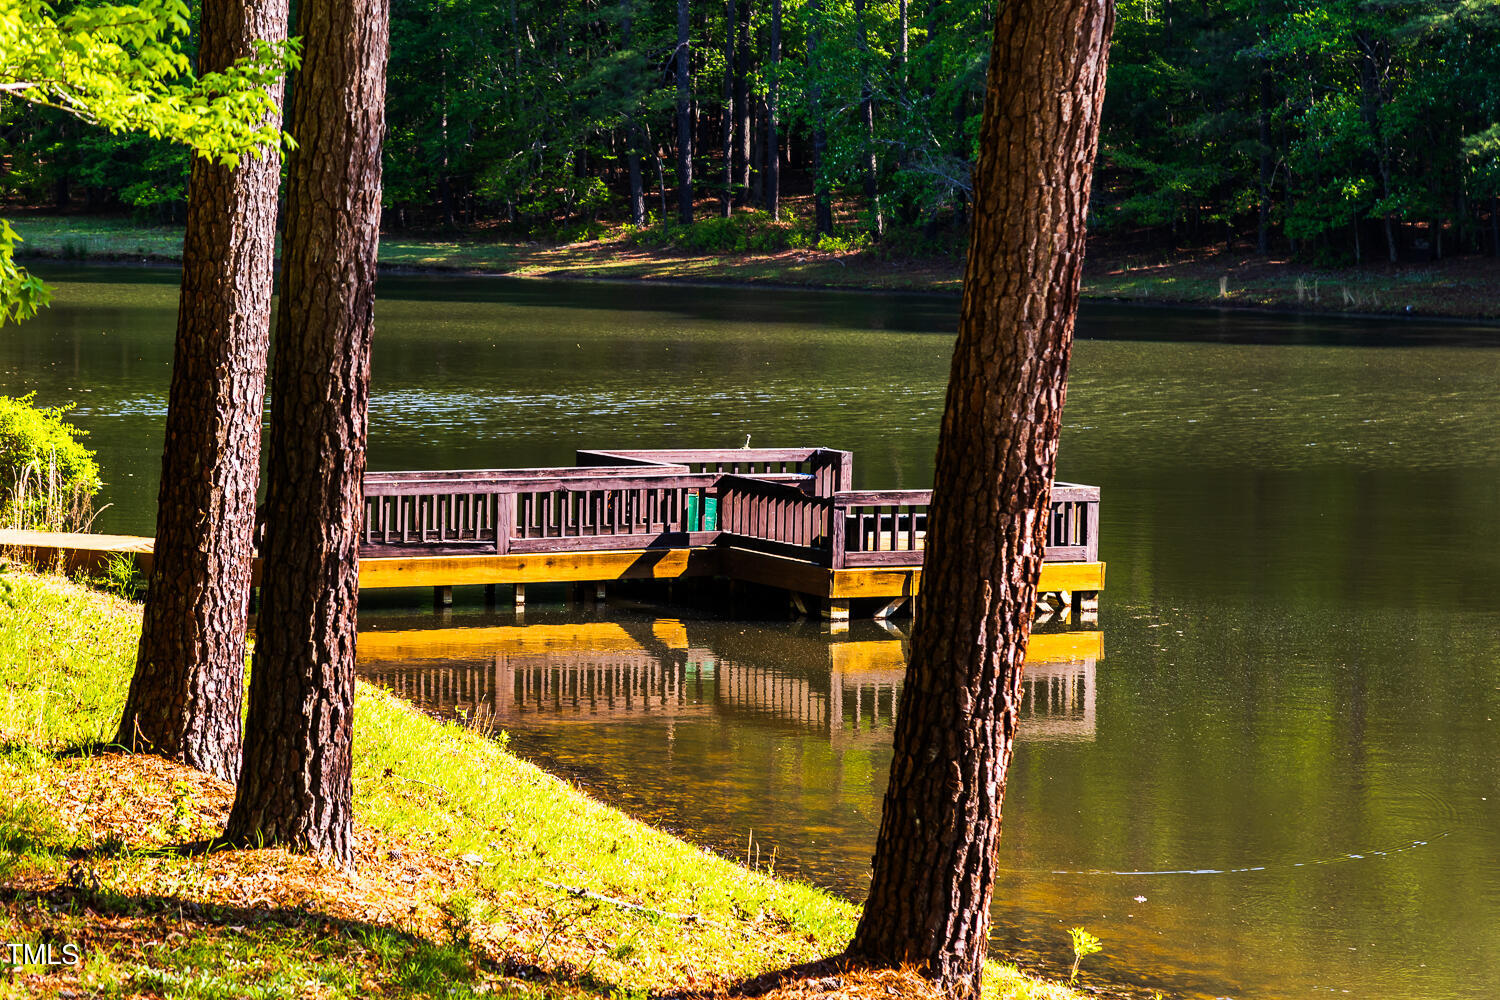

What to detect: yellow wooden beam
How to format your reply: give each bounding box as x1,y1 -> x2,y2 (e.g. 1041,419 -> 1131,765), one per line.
358,548 -> 719,589
828,568 -> 919,599
829,561 -> 1105,599
1038,561 -> 1107,593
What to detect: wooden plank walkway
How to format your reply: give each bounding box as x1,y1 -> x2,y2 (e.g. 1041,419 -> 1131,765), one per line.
0,445 -> 1104,621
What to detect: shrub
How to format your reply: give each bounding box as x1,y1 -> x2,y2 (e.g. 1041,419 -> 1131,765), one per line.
0,394 -> 101,531
625,210 -> 809,255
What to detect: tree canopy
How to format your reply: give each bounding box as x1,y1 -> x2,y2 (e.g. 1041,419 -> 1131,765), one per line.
0,0 -> 295,323
4,0 -> 1499,261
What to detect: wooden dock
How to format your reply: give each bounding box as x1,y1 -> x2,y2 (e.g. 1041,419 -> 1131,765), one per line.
1,446 -> 1104,622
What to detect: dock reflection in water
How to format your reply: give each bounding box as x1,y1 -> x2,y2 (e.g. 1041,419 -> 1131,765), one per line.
357,614 -> 1102,747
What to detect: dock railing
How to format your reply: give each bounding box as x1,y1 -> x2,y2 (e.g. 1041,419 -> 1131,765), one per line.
716,475 -> 832,559
365,466 -> 711,555
823,483 -> 1098,568
713,479 -> 1099,569
577,448 -> 852,496
363,452 -> 1097,570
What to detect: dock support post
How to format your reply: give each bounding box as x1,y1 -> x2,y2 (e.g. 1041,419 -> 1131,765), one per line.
1074,591 -> 1099,625
822,598 -> 850,623
434,585 -> 453,608
873,595 -> 908,621
595,582 -> 607,603
514,583 -> 526,610
789,593 -> 810,618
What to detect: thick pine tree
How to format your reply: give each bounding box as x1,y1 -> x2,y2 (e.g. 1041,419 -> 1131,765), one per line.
114,0 -> 288,781
222,0 -> 388,865
846,0 -> 1114,996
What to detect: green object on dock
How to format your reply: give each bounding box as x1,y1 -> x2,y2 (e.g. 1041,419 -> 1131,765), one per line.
686,491 -> 700,532
703,496 -> 719,531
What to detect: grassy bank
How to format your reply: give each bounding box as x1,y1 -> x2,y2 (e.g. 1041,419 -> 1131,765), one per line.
11,212 -> 1500,320
0,568 -> 1089,999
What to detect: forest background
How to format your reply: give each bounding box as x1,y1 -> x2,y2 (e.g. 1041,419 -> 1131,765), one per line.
6,0 -> 1500,290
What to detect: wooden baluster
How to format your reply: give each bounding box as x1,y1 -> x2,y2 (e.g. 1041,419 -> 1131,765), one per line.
1085,498 -> 1100,562
831,502 -> 846,568
495,493 -> 513,555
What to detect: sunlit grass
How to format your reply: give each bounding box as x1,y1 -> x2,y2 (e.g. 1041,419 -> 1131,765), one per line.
0,569 -> 141,755
0,569 -> 1082,999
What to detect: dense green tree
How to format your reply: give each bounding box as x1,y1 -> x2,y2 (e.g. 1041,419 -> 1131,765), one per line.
0,0 -> 291,322
11,0 -> 1499,259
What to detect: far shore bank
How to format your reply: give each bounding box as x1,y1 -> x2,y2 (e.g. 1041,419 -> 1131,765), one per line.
12,212 -> 1500,322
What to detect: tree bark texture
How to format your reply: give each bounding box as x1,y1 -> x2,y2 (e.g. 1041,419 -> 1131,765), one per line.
223,0 -> 388,868
676,0 -> 694,223
847,1 -> 1113,996
115,0 -> 289,782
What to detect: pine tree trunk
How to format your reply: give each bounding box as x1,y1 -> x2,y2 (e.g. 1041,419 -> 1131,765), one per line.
222,0 -> 388,868
764,0 -> 780,218
1482,191 -> 1494,254
721,0 -> 735,216
847,0 -> 1114,995
627,124 -> 646,225
676,0 -> 694,224
808,0 -> 832,235
1258,75 -> 1272,255
116,0 -> 289,782
734,0 -> 753,196
622,0 -> 645,226
853,0 -> 882,237
898,0 -> 908,80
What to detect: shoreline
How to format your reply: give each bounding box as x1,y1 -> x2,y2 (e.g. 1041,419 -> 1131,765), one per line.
33,250 -> 1500,334
12,213 -> 1500,324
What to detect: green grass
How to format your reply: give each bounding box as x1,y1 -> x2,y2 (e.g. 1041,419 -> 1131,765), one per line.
6,215 -> 188,262
0,568 -> 1084,1000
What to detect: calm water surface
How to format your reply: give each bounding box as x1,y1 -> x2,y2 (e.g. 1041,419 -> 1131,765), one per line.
6,264 -> 1500,999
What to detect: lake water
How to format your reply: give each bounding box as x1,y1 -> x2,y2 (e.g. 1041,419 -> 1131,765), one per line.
7,264 -> 1500,999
